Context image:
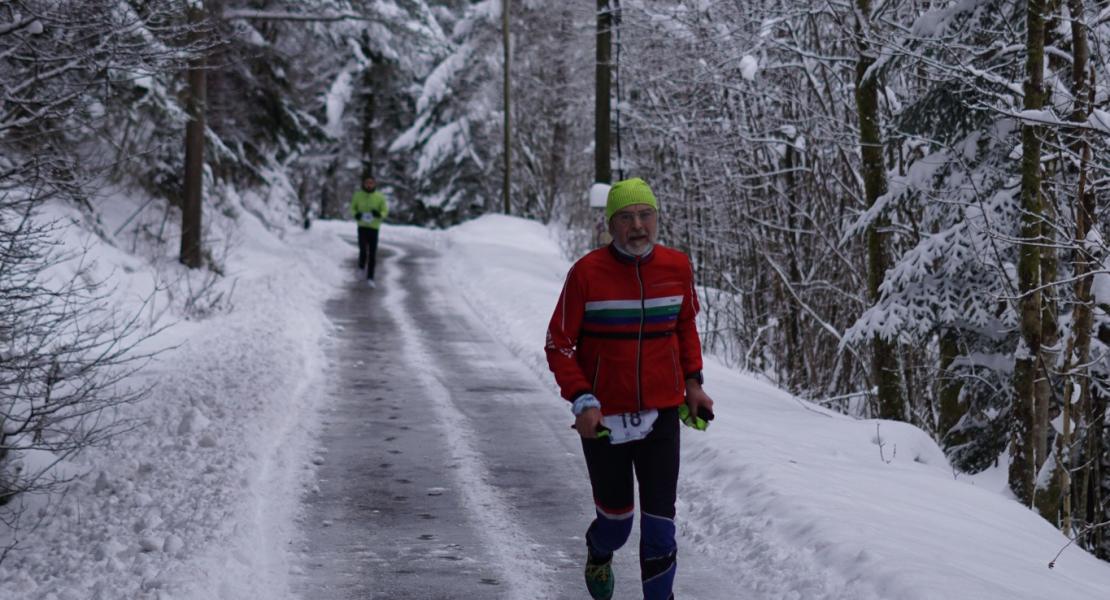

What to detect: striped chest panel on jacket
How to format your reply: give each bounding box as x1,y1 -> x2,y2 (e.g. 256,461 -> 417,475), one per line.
585,296 -> 683,324
582,296 -> 683,338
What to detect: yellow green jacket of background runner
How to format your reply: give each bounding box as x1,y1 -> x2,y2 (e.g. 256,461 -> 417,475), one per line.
350,190 -> 388,229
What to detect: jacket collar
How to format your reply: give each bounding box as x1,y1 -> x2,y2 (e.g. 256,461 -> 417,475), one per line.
608,243 -> 656,265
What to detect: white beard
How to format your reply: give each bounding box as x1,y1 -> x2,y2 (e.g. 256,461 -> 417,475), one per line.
614,241 -> 654,257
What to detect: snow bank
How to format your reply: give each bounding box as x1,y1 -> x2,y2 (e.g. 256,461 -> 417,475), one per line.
0,194 -> 351,600
425,214 -> 1110,600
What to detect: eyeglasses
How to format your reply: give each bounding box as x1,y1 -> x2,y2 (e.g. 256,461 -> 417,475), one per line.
612,209 -> 658,225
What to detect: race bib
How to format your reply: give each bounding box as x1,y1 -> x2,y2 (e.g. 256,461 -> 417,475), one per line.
602,409 -> 659,445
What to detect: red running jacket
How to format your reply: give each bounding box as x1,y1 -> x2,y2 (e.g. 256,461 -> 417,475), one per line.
545,244 -> 704,415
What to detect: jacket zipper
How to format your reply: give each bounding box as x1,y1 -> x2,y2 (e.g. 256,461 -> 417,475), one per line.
671,348 -> 680,392
593,355 -> 602,391
635,257 -> 645,411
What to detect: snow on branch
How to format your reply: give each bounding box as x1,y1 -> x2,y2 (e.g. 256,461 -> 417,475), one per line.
1002,108 -> 1110,135
221,10 -> 372,22
0,15 -> 37,36
1099,5 -> 1110,26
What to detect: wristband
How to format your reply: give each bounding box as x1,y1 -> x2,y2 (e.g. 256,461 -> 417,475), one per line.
572,393 -> 601,416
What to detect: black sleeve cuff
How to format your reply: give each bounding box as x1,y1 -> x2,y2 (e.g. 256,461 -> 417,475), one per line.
684,371 -> 704,385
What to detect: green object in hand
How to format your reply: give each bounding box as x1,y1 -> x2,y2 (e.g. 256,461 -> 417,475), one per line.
679,404 -> 714,431
570,421 -> 611,439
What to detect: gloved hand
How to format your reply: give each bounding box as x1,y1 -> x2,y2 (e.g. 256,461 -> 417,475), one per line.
571,394 -> 608,439
678,403 -> 714,431
354,212 -> 363,220
370,210 -> 382,219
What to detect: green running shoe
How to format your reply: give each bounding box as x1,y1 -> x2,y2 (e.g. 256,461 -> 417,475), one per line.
584,554 -> 614,600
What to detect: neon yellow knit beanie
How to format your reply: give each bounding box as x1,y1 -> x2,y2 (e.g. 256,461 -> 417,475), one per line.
605,178 -> 658,221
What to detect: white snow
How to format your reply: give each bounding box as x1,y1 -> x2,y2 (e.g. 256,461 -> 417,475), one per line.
909,0 -> 984,38
1016,108 -> 1063,125
3,209 -> 1110,600
589,182 -> 611,209
759,17 -> 779,39
416,45 -> 468,115
739,54 -> 759,81
1089,109 -> 1110,135
324,69 -> 354,138
1093,272 -> 1110,306
415,119 -> 465,179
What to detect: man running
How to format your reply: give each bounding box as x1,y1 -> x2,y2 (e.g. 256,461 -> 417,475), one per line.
350,177 -> 388,287
545,177 -> 714,600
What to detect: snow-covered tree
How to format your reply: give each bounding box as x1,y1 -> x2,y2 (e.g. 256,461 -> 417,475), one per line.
839,0 -> 1110,550
388,0 -> 504,225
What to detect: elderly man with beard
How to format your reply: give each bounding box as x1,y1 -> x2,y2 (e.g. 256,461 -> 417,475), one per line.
545,177 -> 715,600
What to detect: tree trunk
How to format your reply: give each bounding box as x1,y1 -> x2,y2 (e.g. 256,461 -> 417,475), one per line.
1033,161 -> 1061,523
1059,0 -> 1094,537
1009,0 -> 1046,506
547,118 -> 567,224
937,328 -> 966,447
360,68 -> 376,179
322,159 -> 338,219
783,139 -> 804,392
180,4 -> 207,269
854,0 -> 902,420
594,0 -> 612,185
502,0 -> 511,214
541,7 -> 572,225
1089,389 -> 1107,557
298,175 -> 311,228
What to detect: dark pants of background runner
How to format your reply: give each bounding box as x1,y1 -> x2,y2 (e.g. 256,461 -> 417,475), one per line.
357,226 -> 380,280
581,408 -> 680,600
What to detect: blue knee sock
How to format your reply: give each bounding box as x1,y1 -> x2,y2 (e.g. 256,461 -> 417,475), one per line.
586,505 -> 634,559
640,512 -> 677,600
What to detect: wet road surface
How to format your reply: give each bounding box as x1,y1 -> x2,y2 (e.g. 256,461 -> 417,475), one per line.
294,238 -> 743,599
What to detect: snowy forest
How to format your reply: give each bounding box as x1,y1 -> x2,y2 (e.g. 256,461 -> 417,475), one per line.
3,0 -> 1110,579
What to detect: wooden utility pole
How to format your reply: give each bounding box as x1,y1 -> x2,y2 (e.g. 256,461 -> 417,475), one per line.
595,0 -> 612,185
502,0 -> 511,214
180,3 -> 207,269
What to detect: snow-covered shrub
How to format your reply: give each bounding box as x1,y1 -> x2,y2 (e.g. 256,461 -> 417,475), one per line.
0,211 -> 153,509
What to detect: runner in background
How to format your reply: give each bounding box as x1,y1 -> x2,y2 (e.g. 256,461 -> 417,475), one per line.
351,177 -> 388,287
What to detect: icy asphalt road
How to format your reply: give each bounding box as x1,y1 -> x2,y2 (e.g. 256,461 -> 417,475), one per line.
293,239 -> 749,599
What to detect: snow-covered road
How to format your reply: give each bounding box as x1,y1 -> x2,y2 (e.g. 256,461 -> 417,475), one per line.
294,239 -> 748,599
295,243 -> 514,598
